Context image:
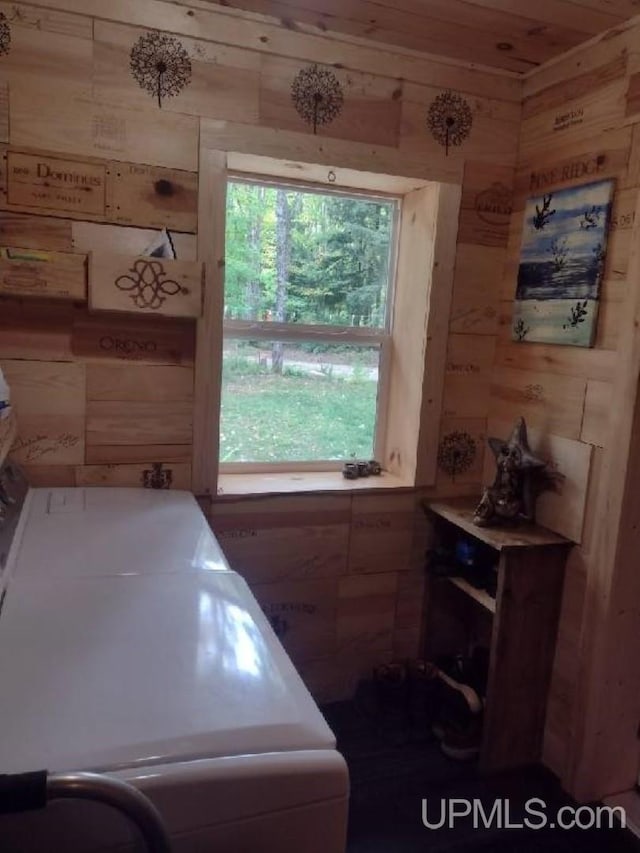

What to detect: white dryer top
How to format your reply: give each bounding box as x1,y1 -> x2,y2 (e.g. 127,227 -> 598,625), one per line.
0,569 -> 335,773
9,488 -> 232,581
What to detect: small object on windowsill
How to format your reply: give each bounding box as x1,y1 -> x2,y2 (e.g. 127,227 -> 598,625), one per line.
342,459 -> 383,479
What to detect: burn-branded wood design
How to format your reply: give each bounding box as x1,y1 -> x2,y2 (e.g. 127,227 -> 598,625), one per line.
437,430 -> 477,479
115,258 -> 186,311
0,13 -> 11,57
427,91 -> 473,155
129,31 -> 192,108
291,64 -> 344,134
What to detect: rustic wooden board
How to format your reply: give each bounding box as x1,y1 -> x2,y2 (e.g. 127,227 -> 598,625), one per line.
107,162 -> 198,233
21,465 -> 76,487
93,21 -> 260,124
0,248 -> 86,300
201,118 -> 461,185
337,572 -> 398,654
87,364 -> 193,402
581,380 -> 612,448
86,400 -> 192,446
494,328 -> 616,383
85,443 -> 192,465
259,55 -> 402,148
1,359 -> 85,466
75,461 -> 191,489
400,83 -> 519,175
459,161 -> 514,248
0,2 -> 92,39
0,211 -> 73,251
519,80 -> 628,160
251,577 -> 338,663
524,55 -> 628,121
485,418 -> 592,543
71,222 -> 197,260
514,127 -> 632,199
6,150 -> 106,216
0,298 -> 74,360
449,244 -> 504,335
89,253 -> 203,319
436,417 -> 486,488
10,80 -> 199,171
1,23 -> 92,87
71,308 -> 195,365
210,494 -> 350,583
489,367 -> 587,441
348,493 -> 415,575
442,333 -> 496,420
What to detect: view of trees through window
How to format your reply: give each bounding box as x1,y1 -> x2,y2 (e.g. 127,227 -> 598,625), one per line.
220,179 -> 397,464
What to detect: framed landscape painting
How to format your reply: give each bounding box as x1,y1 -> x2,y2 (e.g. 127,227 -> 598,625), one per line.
512,179 -> 615,347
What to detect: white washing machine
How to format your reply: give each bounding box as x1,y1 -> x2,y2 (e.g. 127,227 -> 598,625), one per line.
0,482 -> 349,852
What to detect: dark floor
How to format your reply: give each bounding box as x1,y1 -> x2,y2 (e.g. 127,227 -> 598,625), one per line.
322,693 -> 640,853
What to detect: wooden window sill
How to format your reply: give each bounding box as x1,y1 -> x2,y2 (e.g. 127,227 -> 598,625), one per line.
217,470 -> 414,497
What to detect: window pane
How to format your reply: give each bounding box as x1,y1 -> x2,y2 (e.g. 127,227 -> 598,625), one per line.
220,340 -> 380,463
225,181 -> 395,328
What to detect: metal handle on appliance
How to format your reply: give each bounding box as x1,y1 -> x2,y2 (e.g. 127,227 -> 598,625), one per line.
47,772 -> 172,853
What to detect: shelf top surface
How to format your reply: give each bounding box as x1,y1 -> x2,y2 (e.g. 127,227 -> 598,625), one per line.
426,497 -> 570,551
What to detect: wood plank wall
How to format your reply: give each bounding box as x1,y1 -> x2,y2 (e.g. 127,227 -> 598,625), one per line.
0,0 -> 521,702
492,19 -> 640,782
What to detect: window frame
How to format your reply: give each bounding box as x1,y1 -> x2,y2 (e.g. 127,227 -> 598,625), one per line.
220,173 -> 401,473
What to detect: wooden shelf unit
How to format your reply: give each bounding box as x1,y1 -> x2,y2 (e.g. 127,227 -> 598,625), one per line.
424,497 -> 571,772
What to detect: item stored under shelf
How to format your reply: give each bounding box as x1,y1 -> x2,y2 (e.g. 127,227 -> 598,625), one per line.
424,497 -> 571,772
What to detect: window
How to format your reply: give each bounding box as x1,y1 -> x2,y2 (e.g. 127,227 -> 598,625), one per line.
220,177 -> 399,469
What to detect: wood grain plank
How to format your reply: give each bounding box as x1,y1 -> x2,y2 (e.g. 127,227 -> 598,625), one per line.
86,399 -> 192,445
0,211 -> 73,251
0,248 -> 86,300
86,364 -> 194,402
75,461 -> 191,489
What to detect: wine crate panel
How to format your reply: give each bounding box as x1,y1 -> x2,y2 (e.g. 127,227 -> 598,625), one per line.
0,248 -> 86,300
337,572 -> 398,654
459,161 -> 513,248
490,367 -> 587,441
87,364 -> 193,403
71,222 -> 196,260
107,162 -> 198,233
6,150 -> 106,216
89,253 -> 203,319
0,299 -> 73,361
442,333 -> 496,420
486,418 -> 592,543
211,494 -> 350,584
71,309 -> 195,365
0,211 -> 73,251
75,461 -> 191,490
86,400 -> 192,446
1,359 -> 85,466
21,465 -> 76,487
251,577 -> 338,663
260,55 -> 401,148
348,493 -> 415,575
85,443 -> 192,465
581,380 -> 612,448
449,244 -> 505,335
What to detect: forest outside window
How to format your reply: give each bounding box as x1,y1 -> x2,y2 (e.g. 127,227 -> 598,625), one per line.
220,176 -> 399,469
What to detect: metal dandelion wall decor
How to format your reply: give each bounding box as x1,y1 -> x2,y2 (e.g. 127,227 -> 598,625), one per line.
0,13 -> 11,58
437,431 -> 477,480
427,90 -> 473,156
130,30 -> 192,108
291,64 -> 344,134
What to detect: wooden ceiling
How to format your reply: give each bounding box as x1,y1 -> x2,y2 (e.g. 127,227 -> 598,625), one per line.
204,0 -> 640,73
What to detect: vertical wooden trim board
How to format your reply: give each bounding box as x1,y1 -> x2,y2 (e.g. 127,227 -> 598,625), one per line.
193,147 -> 226,495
